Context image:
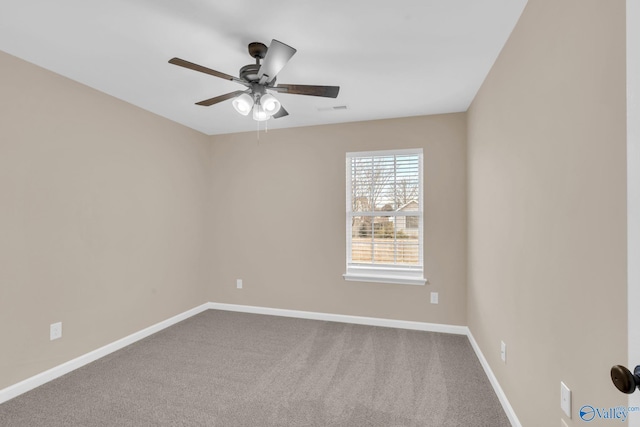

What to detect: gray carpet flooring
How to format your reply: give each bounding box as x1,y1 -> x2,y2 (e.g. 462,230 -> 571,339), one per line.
0,310 -> 511,426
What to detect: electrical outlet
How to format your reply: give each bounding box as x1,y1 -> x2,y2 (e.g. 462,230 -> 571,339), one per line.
236,279 -> 242,289
560,382 -> 571,418
500,341 -> 507,362
50,322 -> 62,341
430,292 -> 438,304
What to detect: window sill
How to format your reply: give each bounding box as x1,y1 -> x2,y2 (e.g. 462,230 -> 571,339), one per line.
342,273 -> 427,286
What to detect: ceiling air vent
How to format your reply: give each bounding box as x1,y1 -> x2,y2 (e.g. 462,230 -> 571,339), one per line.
317,105 -> 348,112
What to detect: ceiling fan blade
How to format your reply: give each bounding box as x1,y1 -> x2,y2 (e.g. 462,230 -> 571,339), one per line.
257,40 -> 297,84
272,84 -> 340,98
195,90 -> 246,107
169,58 -> 248,86
273,105 -> 289,119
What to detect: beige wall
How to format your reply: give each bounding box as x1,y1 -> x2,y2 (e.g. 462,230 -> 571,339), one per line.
209,114 -> 468,325
467,0 -> 628,425
0,51 -> 211,389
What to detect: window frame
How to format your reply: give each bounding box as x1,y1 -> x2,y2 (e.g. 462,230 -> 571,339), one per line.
343,148 -> 426,286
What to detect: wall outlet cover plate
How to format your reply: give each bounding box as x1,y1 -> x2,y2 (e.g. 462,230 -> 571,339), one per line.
50,322 -> 62,340
560,381 -> 571,418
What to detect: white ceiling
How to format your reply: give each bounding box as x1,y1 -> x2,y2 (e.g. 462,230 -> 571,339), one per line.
0,0 -> 527,136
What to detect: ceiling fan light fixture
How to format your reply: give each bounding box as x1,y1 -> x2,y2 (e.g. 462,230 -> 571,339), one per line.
252,104 -> 270,121
169,39 -> 339,124
232,93 -> 254,116
260,93 -> 281,116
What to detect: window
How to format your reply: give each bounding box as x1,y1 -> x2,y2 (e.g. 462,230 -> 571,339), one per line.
344,149 -> 425,285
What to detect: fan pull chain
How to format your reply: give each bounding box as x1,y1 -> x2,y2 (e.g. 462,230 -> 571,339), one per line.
255,119 -> 268,141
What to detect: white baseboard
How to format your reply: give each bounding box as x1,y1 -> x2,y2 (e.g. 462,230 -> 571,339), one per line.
1,301 -> 521,427
207,302 -> 468,335
0,303 -> 210,405
467,330 -> 522,427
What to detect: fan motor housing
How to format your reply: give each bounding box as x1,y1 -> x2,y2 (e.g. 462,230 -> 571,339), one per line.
239,64 -> 260,82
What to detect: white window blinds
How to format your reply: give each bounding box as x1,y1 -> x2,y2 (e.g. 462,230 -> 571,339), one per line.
344,149 -> 425,285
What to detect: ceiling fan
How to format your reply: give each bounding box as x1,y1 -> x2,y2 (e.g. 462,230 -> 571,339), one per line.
169,39 -> 340,121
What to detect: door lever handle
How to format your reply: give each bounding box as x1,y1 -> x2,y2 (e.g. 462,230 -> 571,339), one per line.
611,365 -> 640,394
